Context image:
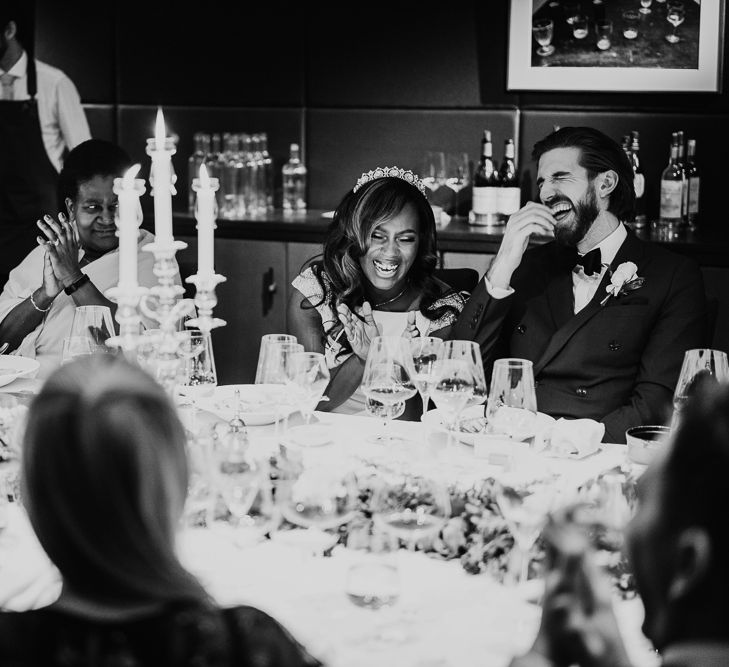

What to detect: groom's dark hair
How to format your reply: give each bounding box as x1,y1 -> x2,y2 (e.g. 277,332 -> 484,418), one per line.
532,126 -> 636,223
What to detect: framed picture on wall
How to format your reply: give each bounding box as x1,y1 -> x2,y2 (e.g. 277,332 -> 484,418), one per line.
507,0 -> 724,92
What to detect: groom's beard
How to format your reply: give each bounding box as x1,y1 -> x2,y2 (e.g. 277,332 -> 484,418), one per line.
554,186 -> 600,248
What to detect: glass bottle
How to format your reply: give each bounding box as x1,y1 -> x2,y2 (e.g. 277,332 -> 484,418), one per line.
676,130 -> 688,227
241,133 -> 258,218
259,132 -> 275,213
496,138 -> 521,222
629,130 -> 646,229
471,130 -> 500,226
282,143 -> 307,214
251,133 -> 266,216
659,133 -> 683,228
685,138 -> 700,230
221,133 -> 242,219
206,133 -> 226,214
187,132 -> 210,214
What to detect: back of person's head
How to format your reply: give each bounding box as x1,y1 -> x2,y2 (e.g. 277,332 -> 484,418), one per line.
532,126 -> 635,222
57,139 -> 132,212
22,354 -> 208,606
323,175 -> 437,303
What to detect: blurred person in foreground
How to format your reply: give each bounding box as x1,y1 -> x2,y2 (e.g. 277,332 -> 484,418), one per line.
0,139 -> 169,378
511,381 -> 729,667
0,354 -> 321,666
0,3 -> 91,286
288,168 -> 468,414
452,127 -> 707,443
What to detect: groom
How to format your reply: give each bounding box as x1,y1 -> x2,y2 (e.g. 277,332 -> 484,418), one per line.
453,127 -> 707,443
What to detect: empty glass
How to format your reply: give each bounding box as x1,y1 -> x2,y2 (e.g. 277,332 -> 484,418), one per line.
532,18 -> 555,57
572,14 -> 588,39
69,305 -> 115,354
61,336 -> 93,365
445,152 -> 471,218
255,334 -> 298,383
285,351 -> 330,426
421,151 -> 446,197
622,9 -> 640,39
177,330 -> 218,399
596,19 -> 613,50
640,0 -> 653,14
665,2 -> 685,43
671,348 -> 729,430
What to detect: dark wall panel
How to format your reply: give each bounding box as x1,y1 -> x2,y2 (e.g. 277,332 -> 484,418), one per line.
84,105 -> 115,142
35,0 -> 115,103
117,106 -> 303,209
116,3 -> 305,107
519,110 -> 729,230
307,5 -> 485,108
308,109 -> 518,210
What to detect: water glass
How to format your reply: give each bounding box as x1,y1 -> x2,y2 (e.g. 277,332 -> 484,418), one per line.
666,2 -> 685,43
640,0 -> 653,14
61,336 -> 93,364
622,9 -> 640,39
595,19 -> 613,50
286,351 -> 330,425
255,334 -> 298,383
672,348 -> 729,429
70,305 -> 115,354
572,14 -> 588,39
177,330 -> 218,399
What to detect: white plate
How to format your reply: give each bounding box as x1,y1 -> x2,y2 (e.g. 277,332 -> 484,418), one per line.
282,424 -> 333,448
0,355 -> 40,388
194,384 -> 294,426
422,405 -> 556,447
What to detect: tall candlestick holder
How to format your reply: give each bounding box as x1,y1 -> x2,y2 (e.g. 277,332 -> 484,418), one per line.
185,272 -> 227,334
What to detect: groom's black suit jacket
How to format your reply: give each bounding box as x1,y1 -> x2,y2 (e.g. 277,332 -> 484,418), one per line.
452,230 -> 708,443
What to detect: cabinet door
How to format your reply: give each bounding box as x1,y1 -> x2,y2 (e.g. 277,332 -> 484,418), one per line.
177,236 -> 287,384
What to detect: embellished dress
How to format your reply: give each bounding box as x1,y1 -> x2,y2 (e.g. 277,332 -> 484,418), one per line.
291,266 -> 468,414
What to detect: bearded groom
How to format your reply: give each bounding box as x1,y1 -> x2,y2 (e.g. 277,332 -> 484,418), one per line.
453,126 -> 707,443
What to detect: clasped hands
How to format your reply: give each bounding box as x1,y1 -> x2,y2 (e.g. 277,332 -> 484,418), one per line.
35,213 -> 84,301
336,301 -> 419,360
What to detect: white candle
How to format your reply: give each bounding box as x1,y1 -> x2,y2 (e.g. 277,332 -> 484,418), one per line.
113,164 -> 144,289
146,108 -> 175,245
192,163 -> 219,277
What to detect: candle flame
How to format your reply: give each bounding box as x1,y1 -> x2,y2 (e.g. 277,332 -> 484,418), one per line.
155,108 -> 166,146
123,163 -> 142,188
199,162 -> 210,187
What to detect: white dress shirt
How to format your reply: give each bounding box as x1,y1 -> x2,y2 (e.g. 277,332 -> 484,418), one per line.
484,223 -> 629,314
1,51 -> 91,172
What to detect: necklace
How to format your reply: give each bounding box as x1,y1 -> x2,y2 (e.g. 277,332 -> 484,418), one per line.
373,284 -> 409,309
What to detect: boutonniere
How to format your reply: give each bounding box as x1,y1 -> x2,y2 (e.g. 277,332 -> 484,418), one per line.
600,261 -> 645,306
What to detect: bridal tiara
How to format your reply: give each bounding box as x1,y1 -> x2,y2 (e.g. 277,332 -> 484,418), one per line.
352,166 -> 428,197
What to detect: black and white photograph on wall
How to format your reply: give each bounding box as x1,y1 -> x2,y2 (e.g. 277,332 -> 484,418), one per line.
508,0 -> 724,91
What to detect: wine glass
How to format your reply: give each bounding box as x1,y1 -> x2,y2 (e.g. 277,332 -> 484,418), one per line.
595,19 -> 613,50
622,9 -> 640,39
443,340 -> 487,411
277,465 -> 359,556
532,18 -> 555,57
572,14 -> 588,39
361,336 -> 418,445
61,336 -> 93,365
183,428 -> 216,529
485,357 -> 538,442
671,348 -> 729,430
665,2 -> 685,43
409,336 -> 444,421
255,333 -> 297,383
285,351 -> 330,426
430,358 -> 475,451
70,305 -> 116,354
177,331 -> 217,430
495,474 -> 557,588
421,151 -> 446,198
370,470 -> 451,552
445,152 -> 471,218
639,0 -> 652,15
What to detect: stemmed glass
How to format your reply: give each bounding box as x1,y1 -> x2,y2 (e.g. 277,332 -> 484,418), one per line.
671,348 -> 729,430
361,336 -> 418,445
256,340 -> 304,435
495,474 -> 557,589
421,151 -> 446,197
177,330 -> 218,431
532,18 -> 555,57
640,0 -> 653,15
485,358 -> 538,450
444,340 -> 487,411
665,2 -> 685,43
430,358 -> 475,451
409,336 -> 444,421
277,465 -> 359,556
370,470 -> 451,552
255,334 -> 297,383
285,352 -> 331,444
445,152 -> 471,218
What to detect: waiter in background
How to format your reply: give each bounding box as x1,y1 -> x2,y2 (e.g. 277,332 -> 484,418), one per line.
0,3 -> 90,288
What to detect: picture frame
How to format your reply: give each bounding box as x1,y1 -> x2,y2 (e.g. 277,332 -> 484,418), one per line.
507,0 -> 724,93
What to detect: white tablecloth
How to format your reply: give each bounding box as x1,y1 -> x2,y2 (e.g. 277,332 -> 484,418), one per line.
0,405 -> 658,667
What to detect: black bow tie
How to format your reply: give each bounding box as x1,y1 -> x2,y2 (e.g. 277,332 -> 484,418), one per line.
574,248 -> 602,277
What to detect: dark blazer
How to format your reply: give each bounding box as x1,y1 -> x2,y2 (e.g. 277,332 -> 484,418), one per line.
452,229 -> 708,443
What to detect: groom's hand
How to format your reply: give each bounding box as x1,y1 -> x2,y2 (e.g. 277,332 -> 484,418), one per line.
487,203 -> 556,290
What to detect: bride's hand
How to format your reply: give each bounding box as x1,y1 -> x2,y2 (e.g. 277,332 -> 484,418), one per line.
401,310 -> 420,339
337,301 -> 381,360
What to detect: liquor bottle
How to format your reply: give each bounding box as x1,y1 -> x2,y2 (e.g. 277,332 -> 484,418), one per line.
282,143 -> 307,214
685,138 -> 700,229
471,130 -> 500,226
221,132 -> 243,219
206,133 -> 226,214
676,130 -> 688,226
259,132 -> 275,212
659,133 -> 683,228
497,138 -> 521,221
187,132 -> 210,214
629,131 -> 647,229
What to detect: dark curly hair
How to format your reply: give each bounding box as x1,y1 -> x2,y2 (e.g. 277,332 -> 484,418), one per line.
307,176 -> 459,354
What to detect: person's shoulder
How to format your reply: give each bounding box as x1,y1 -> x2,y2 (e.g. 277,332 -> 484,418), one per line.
292,263 -> 328,299
35,59 -> 71,85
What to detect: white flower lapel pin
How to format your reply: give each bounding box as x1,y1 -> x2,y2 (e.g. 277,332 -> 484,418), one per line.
600,261 -> 645,306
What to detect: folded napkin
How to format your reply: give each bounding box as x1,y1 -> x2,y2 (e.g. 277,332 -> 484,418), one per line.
546,418 -> 604,459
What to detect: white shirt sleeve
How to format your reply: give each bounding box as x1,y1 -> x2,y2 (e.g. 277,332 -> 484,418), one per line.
483,275 -> 515,299
55,73 -> 91,151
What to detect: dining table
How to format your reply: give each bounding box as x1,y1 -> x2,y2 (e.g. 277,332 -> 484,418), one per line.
0,380 -> 660,667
